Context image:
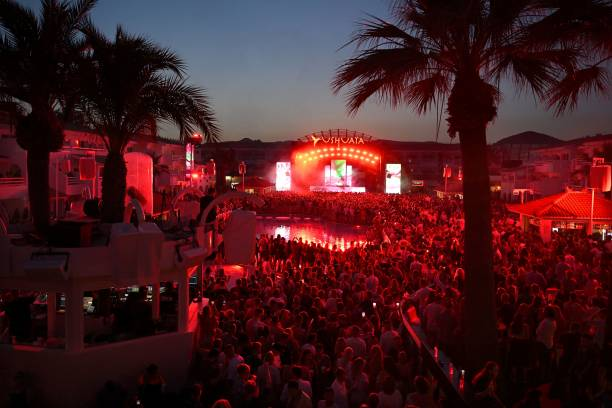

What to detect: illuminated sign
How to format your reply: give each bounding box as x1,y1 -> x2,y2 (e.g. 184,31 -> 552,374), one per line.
309,134 -> 366,147
296,148 -> 379,165
185,143 -> 193,180
276,162 -> 291,191
385,163 -> 401,194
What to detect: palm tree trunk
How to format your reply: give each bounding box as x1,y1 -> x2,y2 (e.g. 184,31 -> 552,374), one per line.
605,253 -> 612,368
459,125 -> 498,374
27,147 -> 50,234
101,150 -> 127,223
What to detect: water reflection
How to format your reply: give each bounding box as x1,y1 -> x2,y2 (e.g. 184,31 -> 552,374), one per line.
256,217 -> 367,251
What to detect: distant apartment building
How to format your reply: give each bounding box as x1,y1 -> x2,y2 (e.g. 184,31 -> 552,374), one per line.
499,133 -> 612,201
0,111 -> 188,216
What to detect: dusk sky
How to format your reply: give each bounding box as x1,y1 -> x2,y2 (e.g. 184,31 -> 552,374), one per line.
21,0 -> 612,142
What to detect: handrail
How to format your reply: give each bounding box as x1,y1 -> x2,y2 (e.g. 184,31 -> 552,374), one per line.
199,191 -> 265,228
400,300 -> 469,407
0,177 -> 25,185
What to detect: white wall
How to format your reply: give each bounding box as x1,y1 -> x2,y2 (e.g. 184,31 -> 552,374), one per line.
0,331 -> 193,408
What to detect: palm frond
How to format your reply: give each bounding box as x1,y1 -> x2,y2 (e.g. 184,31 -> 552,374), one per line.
0,0 -> 39,48
548,65 -> 609,115
332,47 -> 432,114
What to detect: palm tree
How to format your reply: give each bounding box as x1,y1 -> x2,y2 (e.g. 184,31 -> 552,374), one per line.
333,0 -> 611,372
78,26 -> 219,223
0,0 -> 96,233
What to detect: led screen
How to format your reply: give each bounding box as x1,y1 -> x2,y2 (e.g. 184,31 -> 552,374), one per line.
331,160 -> 347,186
347,165 -> 352,187
385,163 -> 401,194
324,165 -> 331,185
275,162 -> 291,191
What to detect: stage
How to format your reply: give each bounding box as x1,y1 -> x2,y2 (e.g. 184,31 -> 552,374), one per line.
309,185 -> 366,193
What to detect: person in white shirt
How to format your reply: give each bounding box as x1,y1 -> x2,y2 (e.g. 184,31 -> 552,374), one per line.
246,308 -> 266,339
536,307 -> 557,350
257,351 -> 280,398
331,368 -> 349,408
377,376 -> 403,408
346,326 -> 367,358
379,321 -> 400,355
286,380 -> 312,408
224,344 -> 244,385
281,366 -> 313,405
317,388 -> 339,408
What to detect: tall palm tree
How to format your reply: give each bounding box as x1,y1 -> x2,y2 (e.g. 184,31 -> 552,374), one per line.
0,0 -> 96,233
78,26 -> 219,223
333,0 -> 611,372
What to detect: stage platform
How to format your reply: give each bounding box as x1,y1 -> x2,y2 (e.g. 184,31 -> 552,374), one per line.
309,185 -> 366,193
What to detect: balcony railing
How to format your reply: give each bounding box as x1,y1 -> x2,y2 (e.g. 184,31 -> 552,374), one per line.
0,177 -> 25,186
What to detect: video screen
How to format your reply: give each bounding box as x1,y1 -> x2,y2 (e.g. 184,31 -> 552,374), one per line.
385,163 -> 401,194
275,162 -> 291,191
331,160 -> 347,186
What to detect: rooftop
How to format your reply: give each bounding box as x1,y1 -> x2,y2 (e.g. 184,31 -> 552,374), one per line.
507,190 -> 612,220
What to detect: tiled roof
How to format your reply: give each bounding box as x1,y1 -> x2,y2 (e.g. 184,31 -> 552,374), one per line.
507,190 -> 612,220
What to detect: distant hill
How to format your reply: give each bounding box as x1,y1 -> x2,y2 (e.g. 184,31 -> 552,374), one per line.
494,131 -> 562,146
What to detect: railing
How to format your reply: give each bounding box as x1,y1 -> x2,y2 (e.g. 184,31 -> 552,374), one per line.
0,177 -> 25,186
63,176 -> 102,197
400,302 -> 469,407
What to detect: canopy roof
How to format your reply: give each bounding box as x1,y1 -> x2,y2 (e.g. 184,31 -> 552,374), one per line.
507,190 -> 612,220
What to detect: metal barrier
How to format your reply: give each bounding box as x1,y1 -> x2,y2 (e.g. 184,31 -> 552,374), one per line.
0,177 -> 25,186
400,302 -> 469,407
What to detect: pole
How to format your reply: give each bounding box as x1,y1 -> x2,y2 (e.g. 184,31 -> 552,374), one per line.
444,165 -> 448,195
589,187 -> 595,235
55,159 -> 59,219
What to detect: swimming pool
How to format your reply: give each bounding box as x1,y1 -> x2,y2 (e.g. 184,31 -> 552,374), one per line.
256,216 -> 368,250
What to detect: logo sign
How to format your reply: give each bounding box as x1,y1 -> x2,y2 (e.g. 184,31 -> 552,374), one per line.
309,133 -> 366,148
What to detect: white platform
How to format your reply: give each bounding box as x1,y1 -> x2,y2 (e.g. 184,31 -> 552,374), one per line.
309,185 -> 366,193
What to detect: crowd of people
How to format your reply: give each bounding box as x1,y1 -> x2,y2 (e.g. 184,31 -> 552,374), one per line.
3,191 -> 612,407
182,192 -> 611,408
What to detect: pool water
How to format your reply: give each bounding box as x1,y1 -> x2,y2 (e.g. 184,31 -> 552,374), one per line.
256,216 -> 367,251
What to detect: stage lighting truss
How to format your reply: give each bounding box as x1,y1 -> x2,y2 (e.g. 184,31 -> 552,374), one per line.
295,147 -> 380,165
